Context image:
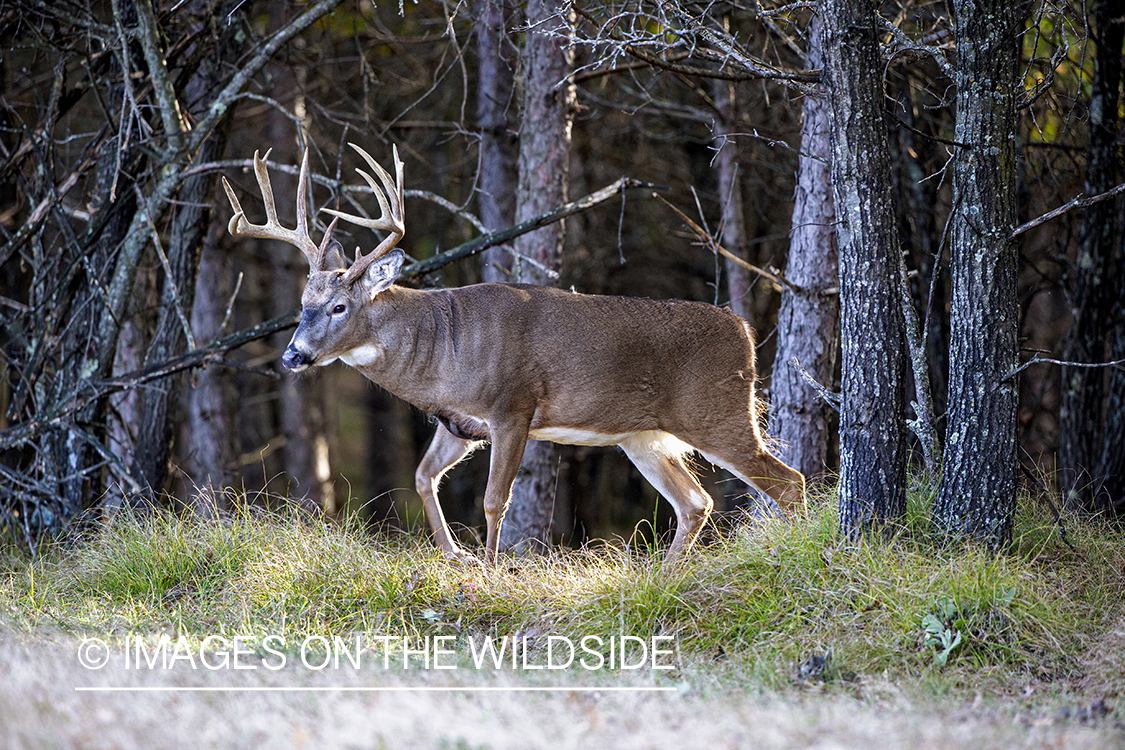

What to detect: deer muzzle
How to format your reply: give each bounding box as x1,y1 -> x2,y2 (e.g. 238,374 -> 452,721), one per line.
282,345 -> 311,370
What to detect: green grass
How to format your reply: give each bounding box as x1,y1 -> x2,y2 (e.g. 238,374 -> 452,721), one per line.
2,481 -> 1123,696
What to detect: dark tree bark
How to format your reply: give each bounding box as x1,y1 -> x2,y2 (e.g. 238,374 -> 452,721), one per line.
476,0 -> 518,283
932,0 -> 1020,547
770,14 -> 839,483
500,0 -> 575,552
818,0 -> 909,536
1059,0 -> 1125,514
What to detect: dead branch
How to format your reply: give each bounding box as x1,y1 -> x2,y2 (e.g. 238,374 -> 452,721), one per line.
1010,182 -> 1125,239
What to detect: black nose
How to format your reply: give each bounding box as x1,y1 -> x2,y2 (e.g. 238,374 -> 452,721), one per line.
282,347 -> 308,369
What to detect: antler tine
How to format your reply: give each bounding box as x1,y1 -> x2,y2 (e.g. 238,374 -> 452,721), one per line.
322,143 -> 407,285
222,148 -> 325,271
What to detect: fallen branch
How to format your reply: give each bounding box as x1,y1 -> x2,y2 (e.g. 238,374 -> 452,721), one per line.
403,177 -> 663,278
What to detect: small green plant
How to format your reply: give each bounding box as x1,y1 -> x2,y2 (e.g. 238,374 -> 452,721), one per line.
921,600 -> 964,666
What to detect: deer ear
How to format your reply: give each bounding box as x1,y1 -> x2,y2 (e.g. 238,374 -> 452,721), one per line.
359,248 -> 404,299
322,239 -> 348,272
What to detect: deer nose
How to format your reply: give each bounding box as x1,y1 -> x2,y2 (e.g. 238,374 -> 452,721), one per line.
282,346 -> 309,369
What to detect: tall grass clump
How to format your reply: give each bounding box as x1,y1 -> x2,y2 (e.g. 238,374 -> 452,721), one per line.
1,479 -> 1122,690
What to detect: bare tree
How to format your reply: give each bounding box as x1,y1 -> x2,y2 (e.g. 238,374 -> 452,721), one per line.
819,0 -> 909,535
932,0 -> 1021,547
769,14 -> 839,483
712,79 -> 753,324
476,0 -> 519,283
0,0 -> 343,537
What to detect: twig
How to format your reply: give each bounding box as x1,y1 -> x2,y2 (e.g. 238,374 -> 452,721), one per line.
652,192 -> 798,293
217,271 -> 244,339
1003,353 -> 1125,382
623,44 -> 818,83
402,178 -> 663,278
789,357 -> 841,412
1011,182 -> 1125,239
140,189 -> 197,351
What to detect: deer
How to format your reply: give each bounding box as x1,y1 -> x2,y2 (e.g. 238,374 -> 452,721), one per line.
222,144 -> 806,563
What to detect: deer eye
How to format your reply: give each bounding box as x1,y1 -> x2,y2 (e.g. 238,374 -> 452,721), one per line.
331,304 -> 346,315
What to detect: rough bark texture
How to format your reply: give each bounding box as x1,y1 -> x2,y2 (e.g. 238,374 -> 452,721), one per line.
1059,0 -> 1125,514
932,0 -> 1020,547
818,0 -> 909,536
712,79 -> 752,324
770,14 -> 839,483
500,0 -> 574,552
476,0 -> 518,283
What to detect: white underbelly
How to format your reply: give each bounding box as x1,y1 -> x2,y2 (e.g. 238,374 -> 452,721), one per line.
528,427 -> 694,458
528,426 -> 634,446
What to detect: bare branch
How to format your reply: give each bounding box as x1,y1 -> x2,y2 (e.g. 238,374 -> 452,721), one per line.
651,193 -> 796,293
1003,354 -> 1125,382
1010,182 -> 1125,239
789,357 -> 841,411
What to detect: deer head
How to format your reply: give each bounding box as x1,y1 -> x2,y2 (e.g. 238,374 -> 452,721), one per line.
222,144 -> 406,371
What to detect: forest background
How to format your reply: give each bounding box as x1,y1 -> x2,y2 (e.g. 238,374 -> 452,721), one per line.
0,0 -> 1122,553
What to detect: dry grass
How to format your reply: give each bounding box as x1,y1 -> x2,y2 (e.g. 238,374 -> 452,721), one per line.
1,485 -> 1124,747
0,633 -> 1120,750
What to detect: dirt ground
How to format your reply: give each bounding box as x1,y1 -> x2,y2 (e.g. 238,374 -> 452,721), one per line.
0,635 -> 1121,750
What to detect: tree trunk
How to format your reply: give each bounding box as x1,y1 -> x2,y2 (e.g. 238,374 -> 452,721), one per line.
712,79 -> 752,324
932,0 -> 1020,547
476,0 -> 518,283
770,14 -> 839,483
1059,0 -> 1124,514
818,0 -> 909,536
186,225 -> 239,517
500,0 -> 574,552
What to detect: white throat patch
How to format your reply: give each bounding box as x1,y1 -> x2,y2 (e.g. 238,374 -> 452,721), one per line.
340,344 -> 381,367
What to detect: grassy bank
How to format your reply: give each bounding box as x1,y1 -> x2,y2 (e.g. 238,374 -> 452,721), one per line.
2,485 -> 1124,701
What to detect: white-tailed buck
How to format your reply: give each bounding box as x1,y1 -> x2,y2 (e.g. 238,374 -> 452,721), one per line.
223,144 -> 806,561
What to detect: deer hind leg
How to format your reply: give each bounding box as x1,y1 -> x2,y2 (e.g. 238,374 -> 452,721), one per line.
687,422 -> 807,517
620,431 -> 714,559
480,419 -> 531,561
415,428 -> 482,561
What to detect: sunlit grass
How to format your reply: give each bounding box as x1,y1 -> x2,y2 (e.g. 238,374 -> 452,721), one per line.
2,479 -> 1122,695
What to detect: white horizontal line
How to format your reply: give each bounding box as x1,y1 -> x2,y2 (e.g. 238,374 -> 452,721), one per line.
74,686 -> 676,693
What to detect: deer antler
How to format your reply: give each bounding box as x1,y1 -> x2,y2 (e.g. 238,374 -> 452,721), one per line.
320,143 -> 405,286
221,149 -> 338,272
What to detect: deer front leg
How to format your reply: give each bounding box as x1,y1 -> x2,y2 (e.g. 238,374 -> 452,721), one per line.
481,420 -> 531,561
415,428 -> 482,562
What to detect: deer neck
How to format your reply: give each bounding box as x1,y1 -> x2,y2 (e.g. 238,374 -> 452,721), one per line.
342,285 -> 459,409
